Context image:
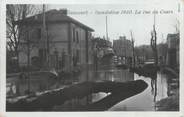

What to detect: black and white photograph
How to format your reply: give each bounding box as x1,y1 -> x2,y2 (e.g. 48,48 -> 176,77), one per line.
4,1 -> 182,113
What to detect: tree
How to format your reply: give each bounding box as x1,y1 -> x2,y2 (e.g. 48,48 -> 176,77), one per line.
150,13 -> 158,66
173,18 -> 180,34
130,30 -> 135,68
150,25 -> 158,66
6,4 -> 40,69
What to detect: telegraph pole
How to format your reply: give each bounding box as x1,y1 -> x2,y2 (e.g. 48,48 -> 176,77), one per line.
105,16 -> 109,41
41,4 -> 49,69
27,30 -> 31,94
130,30 -> 135,68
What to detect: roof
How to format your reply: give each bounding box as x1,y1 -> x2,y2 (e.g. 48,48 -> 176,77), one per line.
15,9 -> 94,32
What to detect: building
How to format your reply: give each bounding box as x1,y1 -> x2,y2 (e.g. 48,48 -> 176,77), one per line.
134,45 -> 152,65
91,37 -> 113,58
16,9 -> 94,71
113,36 -> 133,64
91,37 -> 112,49
166,33 -> 179,68
157,43 -> 168,66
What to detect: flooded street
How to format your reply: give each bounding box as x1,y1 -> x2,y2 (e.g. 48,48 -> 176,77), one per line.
6,56 -> 170,111
108,72 -> 168,111
87,66 -> 168,111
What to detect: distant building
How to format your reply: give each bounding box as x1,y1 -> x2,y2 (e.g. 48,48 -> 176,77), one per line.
91,37 -> 112,49
16,9 -> 94,71
113,36 -> 133,64
91,37 -> 113,58
166,33 -> 179,67
134,45 -> 152,65
157,43 -> 168,65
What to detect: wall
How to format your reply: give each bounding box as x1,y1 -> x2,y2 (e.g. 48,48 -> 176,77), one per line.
70,23 -> 87,68
47,23 -> 69,55
18,24 -> 42,67
18,21 -> 92,71
166,33 -> 179,67
18,23 -> 69,68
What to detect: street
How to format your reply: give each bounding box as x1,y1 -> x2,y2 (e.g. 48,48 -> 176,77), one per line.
6,55 -> 174,111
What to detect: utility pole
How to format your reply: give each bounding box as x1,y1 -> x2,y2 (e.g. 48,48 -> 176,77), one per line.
41,4 -> 49,69
105,16 -> 109,41
26,30 -> 31,94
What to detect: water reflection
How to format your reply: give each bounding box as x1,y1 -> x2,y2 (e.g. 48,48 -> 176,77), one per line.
7,64 -> 169,111
109,71 -> 169,111
7,75 -> 66,97
76,64 -> 169,111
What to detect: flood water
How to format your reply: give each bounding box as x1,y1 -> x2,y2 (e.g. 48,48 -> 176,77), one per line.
6,57 -> 170,111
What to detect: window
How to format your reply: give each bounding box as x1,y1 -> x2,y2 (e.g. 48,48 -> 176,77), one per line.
73,28 -> 75,42
76,31 -> 79,43
39,49 -> 46,64
37,28 -> 41,39
76,49 -> 80,63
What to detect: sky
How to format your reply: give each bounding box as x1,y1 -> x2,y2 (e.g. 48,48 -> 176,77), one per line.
47,1 -> 180,46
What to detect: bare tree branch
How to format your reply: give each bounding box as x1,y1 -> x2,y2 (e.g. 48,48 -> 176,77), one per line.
6,4 -> 41,68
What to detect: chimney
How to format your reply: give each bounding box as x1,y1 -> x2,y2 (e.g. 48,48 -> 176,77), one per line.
59,9 -> 67,15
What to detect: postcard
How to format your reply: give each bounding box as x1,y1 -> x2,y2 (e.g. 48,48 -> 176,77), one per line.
0,0 -> 184,117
